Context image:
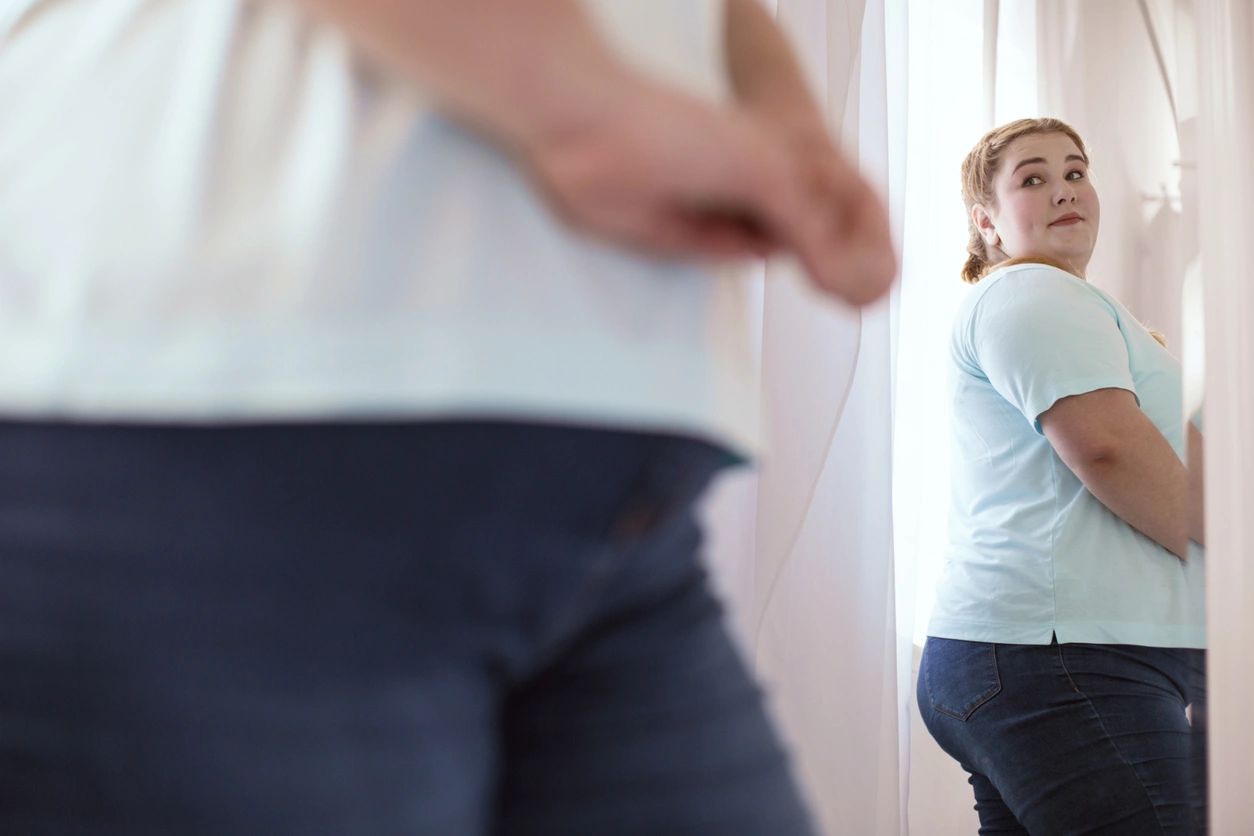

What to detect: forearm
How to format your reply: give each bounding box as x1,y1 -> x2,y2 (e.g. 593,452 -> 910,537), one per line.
1188,422 -> 1205,546
725,0 -> 823,126
290,0 -> 631,154
1070,428 -> 1189,559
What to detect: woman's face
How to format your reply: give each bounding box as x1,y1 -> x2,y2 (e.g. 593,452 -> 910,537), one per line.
973,132 -> 1100,276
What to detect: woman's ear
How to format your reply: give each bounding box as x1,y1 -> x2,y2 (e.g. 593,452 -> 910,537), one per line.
971,204 -> 999,247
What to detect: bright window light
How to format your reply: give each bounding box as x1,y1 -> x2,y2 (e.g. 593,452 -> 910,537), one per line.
894,0 -> 1041,646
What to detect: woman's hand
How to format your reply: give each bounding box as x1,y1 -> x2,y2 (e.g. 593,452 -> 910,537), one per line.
517,79 -> 897,306
294,0 -> 896,306
720,0 -> 897,304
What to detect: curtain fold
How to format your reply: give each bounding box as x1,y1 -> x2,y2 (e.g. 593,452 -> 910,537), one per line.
701,1 -> 907,834
1036,0 -> 1190,343
702,2 -> 1254,834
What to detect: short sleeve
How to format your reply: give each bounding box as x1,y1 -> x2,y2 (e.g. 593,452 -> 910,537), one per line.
972,267 -> 1136,434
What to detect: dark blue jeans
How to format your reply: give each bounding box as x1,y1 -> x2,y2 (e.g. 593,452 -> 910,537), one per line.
918,637 -> 1207,835
0,420 -> 814,835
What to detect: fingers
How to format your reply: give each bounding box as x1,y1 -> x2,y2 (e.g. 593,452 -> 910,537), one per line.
727,123 -> 898,306
523,84 -> 897,298
785,154 -> 897,306
631,208 -> 779,261
673,207 -> 778,258
821,169 -> 898,305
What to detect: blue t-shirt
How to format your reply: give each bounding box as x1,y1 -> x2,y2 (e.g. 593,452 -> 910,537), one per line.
928,263 -> 1205,647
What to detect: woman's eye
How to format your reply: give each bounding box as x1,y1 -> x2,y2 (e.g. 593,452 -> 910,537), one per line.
1022,175 -> 1043,186
1066,169 -> 1086,180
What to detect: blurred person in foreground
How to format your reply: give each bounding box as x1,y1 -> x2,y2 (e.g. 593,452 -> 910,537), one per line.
0,1 -> 895,833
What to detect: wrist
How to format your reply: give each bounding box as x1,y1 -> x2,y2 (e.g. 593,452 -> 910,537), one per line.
725,0 -> 826,142
318,0 -> 643,165
501,58 -> 645,162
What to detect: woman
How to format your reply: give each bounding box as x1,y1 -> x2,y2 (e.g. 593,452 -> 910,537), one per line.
0,1 -> 895,833
918,118 -> 1206,834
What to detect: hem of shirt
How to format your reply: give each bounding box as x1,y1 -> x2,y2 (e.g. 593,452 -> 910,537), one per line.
0,388 -> 761,462
0,318 -> 763,459
927,618 -> 1206,649
1028,375 -> 1140,434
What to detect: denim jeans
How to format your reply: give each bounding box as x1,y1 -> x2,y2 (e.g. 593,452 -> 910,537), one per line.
0,420 -> 814,835
918,637 -> 1207,835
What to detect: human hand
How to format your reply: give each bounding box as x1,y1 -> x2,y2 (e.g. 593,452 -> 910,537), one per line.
515,75 -> 897,307
757,116 -> 898,306
294,0 -> 894,303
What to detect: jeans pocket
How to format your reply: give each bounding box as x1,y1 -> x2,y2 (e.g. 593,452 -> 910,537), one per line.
923,638 -> 1003,721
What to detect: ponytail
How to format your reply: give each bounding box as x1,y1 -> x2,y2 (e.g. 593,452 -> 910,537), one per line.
961,227 -> 990,284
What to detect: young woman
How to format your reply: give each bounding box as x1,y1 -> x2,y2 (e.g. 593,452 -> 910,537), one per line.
0,1 -> 895,832
918,118 -> 1206,834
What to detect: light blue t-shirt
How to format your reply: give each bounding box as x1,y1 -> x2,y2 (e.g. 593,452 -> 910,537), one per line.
928,263 -> 1205,647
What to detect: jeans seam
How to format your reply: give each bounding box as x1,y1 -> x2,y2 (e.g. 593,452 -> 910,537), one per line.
514,541 -> 627,682
1054,644 -> 1170,836
515,444 -> 675,681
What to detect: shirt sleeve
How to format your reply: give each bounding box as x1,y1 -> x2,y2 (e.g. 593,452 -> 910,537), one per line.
972,267 -> 1136,434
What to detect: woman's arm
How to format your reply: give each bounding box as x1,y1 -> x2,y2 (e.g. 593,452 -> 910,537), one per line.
289,0 -> 623,155
723,0 -> 896,302
1188,421 -> 1205,547
725,0 -> 823,130
1039,388 -> 1188,559
284,0 -> 897,302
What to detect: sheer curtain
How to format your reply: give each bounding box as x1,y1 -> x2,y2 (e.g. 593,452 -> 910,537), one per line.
1036,0 -> 1194,343
1038,2 -> 1254,829
700,1 -> 908,834
706,1 -> 1254,833
704,2 -> 1002,833
893,3 -> 1042,832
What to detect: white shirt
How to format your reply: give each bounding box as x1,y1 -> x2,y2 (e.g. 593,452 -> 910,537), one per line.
929,264 -> 1205,648
0,0 -> 760,454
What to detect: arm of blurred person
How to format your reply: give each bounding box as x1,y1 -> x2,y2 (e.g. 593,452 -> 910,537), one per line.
725,0 -> 896,304
1039,388 -> 1190,560
1188,421 -> 1204,547
287,0 -> 896,305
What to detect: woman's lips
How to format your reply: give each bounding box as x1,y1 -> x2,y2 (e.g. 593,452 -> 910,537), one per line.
1050,214 -> 1083,226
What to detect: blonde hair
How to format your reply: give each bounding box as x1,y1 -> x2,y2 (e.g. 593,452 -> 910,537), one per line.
960,118 -> 1089,284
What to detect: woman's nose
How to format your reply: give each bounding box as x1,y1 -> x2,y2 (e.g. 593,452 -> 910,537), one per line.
1053,188 -> 1076,205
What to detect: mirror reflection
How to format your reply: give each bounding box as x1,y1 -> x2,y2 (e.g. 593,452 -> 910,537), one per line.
910,2 -> 1210,832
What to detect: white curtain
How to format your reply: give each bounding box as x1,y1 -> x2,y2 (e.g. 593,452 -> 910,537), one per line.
705,1 -> 1254,834
1036,0 -> 1195,344
701,1 -> 909,834
895,1 -> 1006,831
704,2 -> 1014,833
1040,3 -> 1254,828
